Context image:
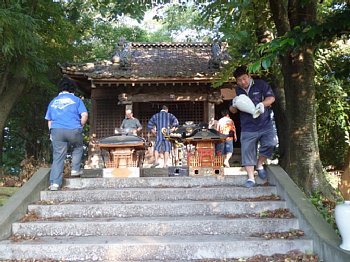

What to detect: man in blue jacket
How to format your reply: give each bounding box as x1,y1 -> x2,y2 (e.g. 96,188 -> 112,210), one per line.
230,65 -> 277,188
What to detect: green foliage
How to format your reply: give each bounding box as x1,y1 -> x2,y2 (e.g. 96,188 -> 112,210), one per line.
255,6 -> 350,72
1,0 -> 172,174
158,3 -> 212,41
0,8 -> 38,59
309,191 -> 340,233
2,0 -> 349,176
200,0 -> 277,86
0,0 -> 92,173
148,29 -> 173,42
3,81 -> 56,174
80,24 -> 150,61
315,45 -> 350,169
2,126 -> 25,175
0,4 -> 45,78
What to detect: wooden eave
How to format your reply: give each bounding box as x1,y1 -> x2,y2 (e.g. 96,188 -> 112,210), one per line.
64,70 -> 235,96
90,77 -> 220,85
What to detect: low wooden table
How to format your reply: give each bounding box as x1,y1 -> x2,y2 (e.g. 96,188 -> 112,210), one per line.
98,136 -> 147,168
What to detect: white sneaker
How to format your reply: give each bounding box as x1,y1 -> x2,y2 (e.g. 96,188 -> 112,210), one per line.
71,170 -> 83,177
49,184 -> 59,191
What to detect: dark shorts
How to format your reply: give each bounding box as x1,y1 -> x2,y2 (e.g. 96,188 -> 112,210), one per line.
216,140 -> 233,155
240,126 -> 277,166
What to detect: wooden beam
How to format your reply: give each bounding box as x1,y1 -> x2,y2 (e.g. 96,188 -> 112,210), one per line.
132,93 -> 208,102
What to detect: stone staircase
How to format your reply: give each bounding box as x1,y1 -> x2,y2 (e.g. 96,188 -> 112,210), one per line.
0,170 -> 314,261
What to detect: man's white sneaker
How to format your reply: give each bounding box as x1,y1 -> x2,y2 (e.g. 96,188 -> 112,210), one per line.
49,184 -> 59,191
71,170 -> 83,177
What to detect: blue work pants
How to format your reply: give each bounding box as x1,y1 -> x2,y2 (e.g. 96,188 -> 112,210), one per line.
50,128 -> 83,186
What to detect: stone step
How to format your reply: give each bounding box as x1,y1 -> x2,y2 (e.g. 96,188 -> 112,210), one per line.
28,200 -> 286,219
0,235 -> 313,261
64,174 -> 259,190
12,216 -> 299,237
141,166 -> 246,176
40,186 -> 277,202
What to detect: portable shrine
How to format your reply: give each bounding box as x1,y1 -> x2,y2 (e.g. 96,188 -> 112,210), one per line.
168,124 -> 226,176
97,134 -> 149,177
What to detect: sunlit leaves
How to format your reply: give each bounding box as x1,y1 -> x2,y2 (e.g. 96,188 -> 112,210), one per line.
255,7 -> 350,71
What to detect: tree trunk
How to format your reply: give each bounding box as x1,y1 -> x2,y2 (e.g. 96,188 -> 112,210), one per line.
0,63 -> 28,167
283,47 -> 325,193
251,1 -> 288,165
268,0 -> 336,196
269,71 -> 288,165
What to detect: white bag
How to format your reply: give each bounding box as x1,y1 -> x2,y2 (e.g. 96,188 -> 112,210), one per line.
235,94 -> 261,118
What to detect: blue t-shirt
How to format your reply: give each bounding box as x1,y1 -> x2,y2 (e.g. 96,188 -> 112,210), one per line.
235,79 -> 274,132
45,92 -> 87,129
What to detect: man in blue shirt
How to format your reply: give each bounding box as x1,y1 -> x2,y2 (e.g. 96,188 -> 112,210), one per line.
147,105 -> 179,168
45,76 -> 88,190
230,65 -> 277,188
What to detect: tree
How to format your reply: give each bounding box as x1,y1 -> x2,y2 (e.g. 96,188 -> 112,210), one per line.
1,0 -> 173,173
262,1 -> 349,195
0,0 -> 94,172
315,43 -> 350,169
201,0 -> 349,196
268,0 -> 323,194
155,3 -> 213,41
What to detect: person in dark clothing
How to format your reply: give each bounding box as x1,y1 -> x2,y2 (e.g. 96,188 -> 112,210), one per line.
229,65 -> 277,188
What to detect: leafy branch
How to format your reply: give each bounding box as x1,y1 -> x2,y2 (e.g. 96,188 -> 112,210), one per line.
251,8 -> 350,72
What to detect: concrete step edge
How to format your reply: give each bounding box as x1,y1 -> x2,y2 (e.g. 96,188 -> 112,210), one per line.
39,186 -> 278,202
12,217 -> 299,237
27,200 -> 287,218
63,175 -> 261,189
0,235 -> 313,261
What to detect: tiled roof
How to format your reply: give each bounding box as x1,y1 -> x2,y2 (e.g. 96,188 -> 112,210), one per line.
60,42 -> 231,82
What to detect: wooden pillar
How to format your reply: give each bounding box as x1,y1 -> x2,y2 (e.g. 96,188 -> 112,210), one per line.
208,102 -> 215,123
